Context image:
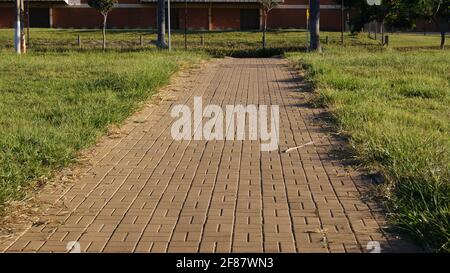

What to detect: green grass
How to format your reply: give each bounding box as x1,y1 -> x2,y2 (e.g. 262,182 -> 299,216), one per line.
287,35 -> 450,252
387,33 -> 448,48
0,29 -> 449,251
2,28 -> 446,57
0,50 -> 205,208
0,28 -> 310,56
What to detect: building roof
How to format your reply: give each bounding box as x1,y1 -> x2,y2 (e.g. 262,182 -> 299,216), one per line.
0,0 -> 276,2
140,0 -> 263,2
0,0 -> 282,4
0,0 -> 68,2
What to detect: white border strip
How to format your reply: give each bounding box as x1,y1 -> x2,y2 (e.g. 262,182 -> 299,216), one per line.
45,3 -> 342,9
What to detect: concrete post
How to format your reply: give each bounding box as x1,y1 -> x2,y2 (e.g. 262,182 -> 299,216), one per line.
168,0 -> 171,50
259,8 -> 263,30
49,7 -> 53,28
208,3 -> 212,31
15,0 -> 21,54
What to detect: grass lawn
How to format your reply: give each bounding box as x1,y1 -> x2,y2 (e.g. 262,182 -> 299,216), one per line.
0,50 -> 206,208
1,28 -> 447,56
0,28 -> 310,56
286,36 -> 449,252
387,33 -> 449,48
0,29 -> 448,252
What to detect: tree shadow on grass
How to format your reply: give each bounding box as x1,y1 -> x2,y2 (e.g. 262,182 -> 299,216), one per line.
204,46 -> 307,58
286,88 -> 425,252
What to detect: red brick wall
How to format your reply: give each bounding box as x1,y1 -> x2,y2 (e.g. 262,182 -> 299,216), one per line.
53,8 -> 102,28
414,19 -> 436,32
78,0 -> 140,3
268,8 -> 342,31
52,8 -> 156,29
212,8 -> 240,30
282,0 -> 338,4
0,7 -> 14,28
109,8 -> 156,28
0,4 -> 344,31
179,8 -> 209,30
268,9 -> 306,29
321,9 -> 341,31
115,0 -> 141,4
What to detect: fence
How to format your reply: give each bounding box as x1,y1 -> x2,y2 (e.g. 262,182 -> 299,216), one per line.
0,32 -> 197,51
366,21 -> 389,46
0,29 -> 312,57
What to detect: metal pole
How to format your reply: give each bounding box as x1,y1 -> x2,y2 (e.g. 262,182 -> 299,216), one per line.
341,0 -> 344,46
14,0 -> 21,54
184,0 -> 187,50
167,0 -> 171,51
20,0 -> 25,52
375,21 -> 378,40
306,5 -> 309,51
26,0 -> 29,47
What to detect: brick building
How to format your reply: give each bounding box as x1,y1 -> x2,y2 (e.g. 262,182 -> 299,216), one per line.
0,0 -> 344,30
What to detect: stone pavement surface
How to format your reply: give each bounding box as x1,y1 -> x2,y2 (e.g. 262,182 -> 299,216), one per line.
0,58 -> 419,253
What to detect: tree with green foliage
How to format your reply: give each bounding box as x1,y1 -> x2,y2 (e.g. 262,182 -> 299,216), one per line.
260,0 -> 279,50
343,0 -> 416,32
309,0 -> 321,52
412,0 -> 449,49
87,0 -> 117,51
343,0 -> 448,48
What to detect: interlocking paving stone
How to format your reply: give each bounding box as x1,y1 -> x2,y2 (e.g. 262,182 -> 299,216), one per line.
0,58 -> 420,253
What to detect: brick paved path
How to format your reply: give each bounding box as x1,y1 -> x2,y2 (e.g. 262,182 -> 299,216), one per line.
1,58 -> 419,253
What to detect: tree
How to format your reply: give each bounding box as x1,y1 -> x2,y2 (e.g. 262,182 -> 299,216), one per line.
260,0 -> 279,49
157,0 -> 168,48
412,0 -> 449,49
339,0 -> 448,48
309,0 -> 321,52
343,0 -> 416,33
88,0 -> 117,51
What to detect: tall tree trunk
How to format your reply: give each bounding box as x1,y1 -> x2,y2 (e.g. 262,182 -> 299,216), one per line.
102,13 -> 107,51
432,16 -> 447,50
157,0 -> 167,48
263,10 -> 267,50
340,0 -> 344,46
309,0 -> 321,52
19,0 -> 26,53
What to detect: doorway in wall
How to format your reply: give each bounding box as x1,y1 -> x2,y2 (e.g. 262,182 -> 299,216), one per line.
29,8 -> 50,28
166,8 -> 180,29
240,9 -> 260,30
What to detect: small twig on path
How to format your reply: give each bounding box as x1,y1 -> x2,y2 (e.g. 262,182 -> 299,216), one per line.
284,141 -> 314,153
283,136 -> 327,153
